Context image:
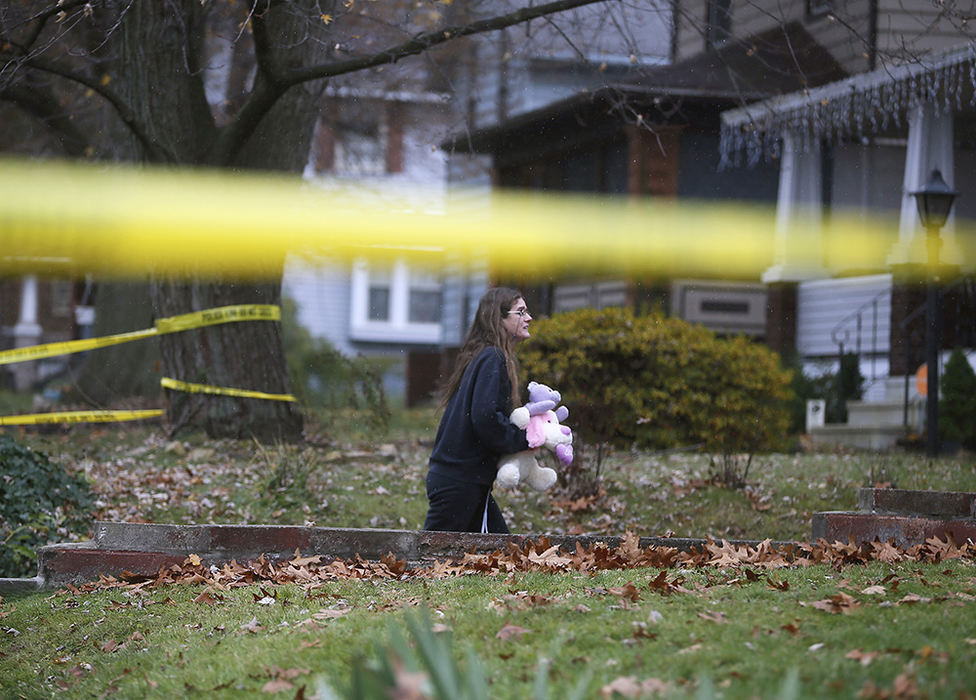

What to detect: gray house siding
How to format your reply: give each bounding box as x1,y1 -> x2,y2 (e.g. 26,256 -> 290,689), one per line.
283,258 -> 353,355
796,274 -> 893,377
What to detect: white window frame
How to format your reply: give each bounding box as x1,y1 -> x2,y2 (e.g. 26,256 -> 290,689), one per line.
349,258 -> 443,343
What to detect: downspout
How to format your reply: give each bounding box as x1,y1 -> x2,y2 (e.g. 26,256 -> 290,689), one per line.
670,0 -> 679,64
868,0 -> 878,71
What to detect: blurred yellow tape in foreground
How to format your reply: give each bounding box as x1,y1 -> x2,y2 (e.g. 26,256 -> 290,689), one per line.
0,409 -> 164,426
1,158 -> 952,280
0,304 -> 280,366
160,377 -> 297,402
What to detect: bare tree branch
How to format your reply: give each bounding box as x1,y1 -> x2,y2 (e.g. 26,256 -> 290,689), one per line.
281,0 -> 608,84
0,82 -> 91,157
208,0 -> 608,165
3,51 -> 176,162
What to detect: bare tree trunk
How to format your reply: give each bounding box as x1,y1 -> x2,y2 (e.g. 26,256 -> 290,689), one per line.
151,278 -> 301,441
116,2 -> 328,440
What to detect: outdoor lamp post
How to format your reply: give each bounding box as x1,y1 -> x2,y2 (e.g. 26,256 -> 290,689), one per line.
910,169 -> 958,458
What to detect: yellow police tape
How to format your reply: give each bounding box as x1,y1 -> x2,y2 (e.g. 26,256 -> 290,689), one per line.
3,158 -> 971,280
0,304 -> 280,366
0,409 -> 164,426
0,378 -> 295,426
160,377 -> 296,402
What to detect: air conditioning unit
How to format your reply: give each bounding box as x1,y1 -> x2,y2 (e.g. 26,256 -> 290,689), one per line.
670,279 -> 767,337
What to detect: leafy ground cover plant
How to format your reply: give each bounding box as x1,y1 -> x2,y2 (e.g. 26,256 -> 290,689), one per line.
0,434 -> 95,577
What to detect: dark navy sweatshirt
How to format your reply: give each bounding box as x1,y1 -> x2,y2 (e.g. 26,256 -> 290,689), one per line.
427,347 -> 530,486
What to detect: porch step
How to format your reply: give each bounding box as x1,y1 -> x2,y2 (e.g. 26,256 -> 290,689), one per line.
811,488 -> 976,547
846,399 -> 923,430
809,423 -> 908,450
865,375 -> 923,403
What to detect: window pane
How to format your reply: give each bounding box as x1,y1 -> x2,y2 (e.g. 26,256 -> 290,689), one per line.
408,289 -> 441,323
368,286 -> 390,320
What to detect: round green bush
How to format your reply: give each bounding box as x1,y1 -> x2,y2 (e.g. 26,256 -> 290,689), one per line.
519,307 -> 793,454
0,435 -> 95,578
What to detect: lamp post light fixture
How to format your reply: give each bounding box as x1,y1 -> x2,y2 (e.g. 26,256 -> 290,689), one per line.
910,169 -> 958,458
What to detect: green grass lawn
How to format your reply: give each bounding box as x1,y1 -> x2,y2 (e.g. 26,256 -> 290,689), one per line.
3,560 -> 974,698
2,411 -> 976,698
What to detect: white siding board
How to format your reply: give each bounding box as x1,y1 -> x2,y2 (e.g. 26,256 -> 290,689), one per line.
797,274 -> 892,358
282,258 -> 353,355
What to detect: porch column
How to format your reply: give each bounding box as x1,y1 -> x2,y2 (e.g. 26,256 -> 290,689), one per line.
888,103 -> 956,381
12,275 -> 42,391
889,102 -> 957,266
761,130 -> 829,283
762,130 -> 828,359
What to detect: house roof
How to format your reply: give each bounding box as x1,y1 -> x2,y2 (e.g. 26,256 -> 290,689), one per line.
633,21 -> 846,99
444,22 -> 845,155
720,42 -> 976,166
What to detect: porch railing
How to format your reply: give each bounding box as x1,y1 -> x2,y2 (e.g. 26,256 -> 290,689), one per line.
829,289 -> 888,403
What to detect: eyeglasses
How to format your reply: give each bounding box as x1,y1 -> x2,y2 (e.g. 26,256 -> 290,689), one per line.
507,309 -> 530,318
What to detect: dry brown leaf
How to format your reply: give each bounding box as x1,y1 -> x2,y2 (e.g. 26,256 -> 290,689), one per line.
312,609 -> 349,620
810,592 -> 861,614
496,623 -> 530,641
608,582 -> 641,603
698,610 -> 728,624
599,675 -> 670,698
892,672 -> 919,697
261,679 -> 293,693
239,616 -> 263,634
845,648 -> 881,666
192,588 -> 223,606
897,593 -> 930,605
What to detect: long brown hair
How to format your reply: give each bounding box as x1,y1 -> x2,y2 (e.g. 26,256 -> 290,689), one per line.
440,287 -> 523,409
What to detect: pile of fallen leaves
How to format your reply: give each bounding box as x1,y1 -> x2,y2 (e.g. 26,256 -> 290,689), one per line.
63,532 -> 974,596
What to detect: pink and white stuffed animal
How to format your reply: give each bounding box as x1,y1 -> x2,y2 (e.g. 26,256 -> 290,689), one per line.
496,381 -> 574,491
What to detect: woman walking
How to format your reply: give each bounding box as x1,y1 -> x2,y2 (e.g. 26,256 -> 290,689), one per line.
423,287 -> 533,533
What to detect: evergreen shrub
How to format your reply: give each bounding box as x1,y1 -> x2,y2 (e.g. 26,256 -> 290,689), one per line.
939,348 -> 976,449
0,435 -> 95,578
519,307 -> 793,457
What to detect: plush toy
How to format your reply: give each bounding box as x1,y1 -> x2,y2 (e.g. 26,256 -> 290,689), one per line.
496,381 -> 574,491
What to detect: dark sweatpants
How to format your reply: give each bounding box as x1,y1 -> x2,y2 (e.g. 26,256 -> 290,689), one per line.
423,470 -> 509,534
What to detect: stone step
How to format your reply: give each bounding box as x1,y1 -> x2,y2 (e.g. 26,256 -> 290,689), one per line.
30,522 -> 788,588
811,511 -> 976,548
858,488 -> 975,518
